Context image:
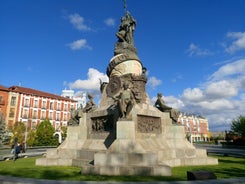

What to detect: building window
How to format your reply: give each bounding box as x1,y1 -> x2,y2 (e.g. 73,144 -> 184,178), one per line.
50,102 -> 53,110
41,111 -> 46,120
10,96 -> 16,106
56,113 -> 60,121
49,112 -> 53,120
23,109 -> 29,119
63,113 -> 67,121
33,110 -> 38,119
0,96 -> 4,105
57,103 -> 61,111
42,101 -> 47,109
24,98 -> 30,107
64,104 -> 68,111
9,108 -> 15,117
34,100 -> 38,108
31,121 -> 37,129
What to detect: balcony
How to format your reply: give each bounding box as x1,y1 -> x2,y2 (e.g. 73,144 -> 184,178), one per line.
0,100 -> 5,105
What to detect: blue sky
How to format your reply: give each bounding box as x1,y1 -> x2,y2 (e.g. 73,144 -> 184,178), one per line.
1,0 -> 245,132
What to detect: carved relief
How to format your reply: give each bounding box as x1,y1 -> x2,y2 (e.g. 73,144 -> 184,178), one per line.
91,116 -> 114,133
106,76 -> 121,97
137,115 -> 161,133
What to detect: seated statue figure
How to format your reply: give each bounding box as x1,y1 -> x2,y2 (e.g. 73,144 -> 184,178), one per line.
154,93 -> 180,123
68,104 -> 83,125
113,81 -> 135,119
83,93 -> 96,113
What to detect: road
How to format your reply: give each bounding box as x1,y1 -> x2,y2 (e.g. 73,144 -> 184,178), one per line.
194,143 -> 245,157
0,146 -> 54,161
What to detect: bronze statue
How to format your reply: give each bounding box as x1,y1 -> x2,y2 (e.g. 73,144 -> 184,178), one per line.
68,104 -> 83,125
113,81 -> 135,119
154,93 -> 180,123
116,11 -> 136,45
83,93 -> 96,113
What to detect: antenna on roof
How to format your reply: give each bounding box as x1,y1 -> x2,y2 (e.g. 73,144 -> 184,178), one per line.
18,81 -> 22,86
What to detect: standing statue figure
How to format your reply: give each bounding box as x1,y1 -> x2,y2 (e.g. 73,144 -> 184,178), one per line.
116,11 -> 136,45
113,81 -> 135,119
83,93 -> 97,113
154,93 -> 180,123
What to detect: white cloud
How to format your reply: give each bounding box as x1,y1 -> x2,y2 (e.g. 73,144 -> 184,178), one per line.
182,88 -> 204,101
186,43 -> 213,57
67,39 -> 92,50
171,59 -> 245,131
147,76 -> 162,89
69,68 -> 109,92
198,99 -> 234,110
164,95 -> 185,109
225,32 -> 245,53
104,18 -> 116,27
210,59 -> 245,80
68,13 -> 91,31
205,80 -> 238,98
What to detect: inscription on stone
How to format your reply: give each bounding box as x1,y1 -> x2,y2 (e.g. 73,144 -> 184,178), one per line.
137,115 -> 161,133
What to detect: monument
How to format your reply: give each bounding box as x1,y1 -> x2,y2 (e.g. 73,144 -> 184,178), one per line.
36,1 -> 218,176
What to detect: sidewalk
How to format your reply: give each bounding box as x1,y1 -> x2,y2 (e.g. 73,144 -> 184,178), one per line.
1,175 -> 245,184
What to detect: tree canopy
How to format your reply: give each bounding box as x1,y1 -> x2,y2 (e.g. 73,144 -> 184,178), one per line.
35,119 -> 59,146
231,115 -> 245,137
9,121 -> 26,145
0,118 -> 11,146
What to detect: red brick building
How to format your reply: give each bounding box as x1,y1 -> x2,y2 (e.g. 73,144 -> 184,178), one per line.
0,85 -> 9,123
0,85 -> 77,130
178,112 -> 210,142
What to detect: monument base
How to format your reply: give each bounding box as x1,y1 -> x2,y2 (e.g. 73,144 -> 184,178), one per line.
36,104 -> 218,176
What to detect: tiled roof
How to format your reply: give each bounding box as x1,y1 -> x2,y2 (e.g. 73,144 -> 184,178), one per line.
0,85 -> 10,92
8,86 -> 76,102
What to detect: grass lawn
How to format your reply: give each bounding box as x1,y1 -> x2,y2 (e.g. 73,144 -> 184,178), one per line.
0,155 -> 244,182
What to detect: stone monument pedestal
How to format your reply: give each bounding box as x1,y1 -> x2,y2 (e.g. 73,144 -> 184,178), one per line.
36,104 -> 218,176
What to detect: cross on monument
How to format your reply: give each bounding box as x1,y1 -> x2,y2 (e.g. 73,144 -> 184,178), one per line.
123,0 -> 127,14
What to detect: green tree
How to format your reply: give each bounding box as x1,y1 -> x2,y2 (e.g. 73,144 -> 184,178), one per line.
26,129 -> 37,146
9,121 -> 26,145
35,119 -> 58,146
231,115 -> 245,137
0,113 -> 11,146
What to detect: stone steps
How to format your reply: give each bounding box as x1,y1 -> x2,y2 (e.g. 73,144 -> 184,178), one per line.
81,164 -> 171,176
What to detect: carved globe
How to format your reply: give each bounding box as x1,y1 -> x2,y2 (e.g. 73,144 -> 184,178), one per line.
107,53 -> 142,77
